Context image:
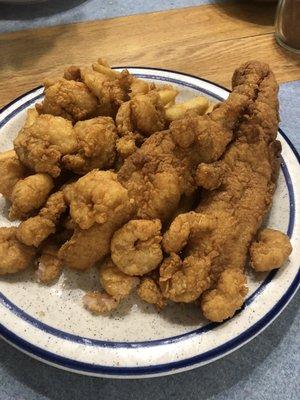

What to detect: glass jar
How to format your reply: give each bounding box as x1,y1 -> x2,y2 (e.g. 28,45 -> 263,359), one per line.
275,0 -> 300,53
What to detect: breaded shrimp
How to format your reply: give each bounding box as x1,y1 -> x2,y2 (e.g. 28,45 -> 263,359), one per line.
111,219 -> 163,276
83,291 -> 120,314
36,242 -> 63,284
65,170 -> 134,230
159,254 -> 211,303
250,229 -> 292,271
17,191 -> 66,247
9,173 -> 54,220
0,227 -> 35,274
62,116 -> 117,175
99,258 -> 139,299
14,112 -> 77,177
201,269 -> 248,322
137,278 -> 166,309
0,150 -> 26,200
36,78 -> 98,122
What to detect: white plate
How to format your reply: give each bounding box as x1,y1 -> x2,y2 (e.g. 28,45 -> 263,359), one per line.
0,68 -> 299,378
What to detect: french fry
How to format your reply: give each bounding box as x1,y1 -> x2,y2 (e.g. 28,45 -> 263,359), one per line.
158,88 -> 179,106
165,96 -> 209,121
92,61 -> 119,79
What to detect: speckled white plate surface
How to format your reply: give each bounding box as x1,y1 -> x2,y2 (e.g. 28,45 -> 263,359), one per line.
0,68 -> 299,378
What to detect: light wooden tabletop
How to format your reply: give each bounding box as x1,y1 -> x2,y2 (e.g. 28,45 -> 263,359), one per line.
0,2 -> 299,108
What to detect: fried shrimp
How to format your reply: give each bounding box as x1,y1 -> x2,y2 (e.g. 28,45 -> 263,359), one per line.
9,173 -> 54,220
162,212 -> 216,254
99,258 -> 139,299
36,242 -> 63,283
36,78 -> 98,122
137,278 -> 166,309
62,116 -> 117,175
201,269 -> 248,322
250,229 -> 292,271
17,191 -> 66,247
83,291 -> 120,314
0,150 -> 26,200
65,170 -> 135,230
14,112 -> 77,177
0,227 -> 35,274
111,219 -> 163,276
159,254 -> 211,302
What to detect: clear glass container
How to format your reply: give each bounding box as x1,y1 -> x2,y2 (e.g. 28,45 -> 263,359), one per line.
275,0 -> 300,53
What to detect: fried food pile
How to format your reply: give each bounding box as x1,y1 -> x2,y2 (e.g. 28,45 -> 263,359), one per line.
0,59 -> 292,323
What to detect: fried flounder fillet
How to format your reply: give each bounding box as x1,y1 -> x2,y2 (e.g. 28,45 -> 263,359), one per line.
162,61 -> 290,322
118,61 -> 271,223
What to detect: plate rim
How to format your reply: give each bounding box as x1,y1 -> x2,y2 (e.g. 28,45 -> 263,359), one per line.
0,67 -> 299,378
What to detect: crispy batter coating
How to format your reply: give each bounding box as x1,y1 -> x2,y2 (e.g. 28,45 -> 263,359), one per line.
129,78 -> 155,98
111,219 -> 163,276
116,92 -> 166,137
17,191 -> 66,247
161,61 -> 281,321
65,170 -> 134,230
80,68 -> 130,116
118,62 -> 267,222
159,254 -> 211,302
99,258 -> 139,299
196,161 -> 226,190
116,135 -> 138,159
60,174 -> 133,270
62,116 -> 117,175
0,150 -> 26,200
250,228 -> 292,271
201,269 -> 248,322
36,243 -> 62,283
163,212 -> 216,254
58,222 -> 114,270
14,112 -> 77,177
83,291 -> 120,314
36,78 -> 98,121
9,173 -> 54,220
0,227 -> 35,274
137,278 -> 166,309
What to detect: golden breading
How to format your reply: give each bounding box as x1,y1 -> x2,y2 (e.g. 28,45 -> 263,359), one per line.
111,219 -> 163,276
36,78 -> 98,121
0,150 -> 26,200
62,116 -> 117,175
116,92 -> 166,137
201,269 -> 248,322
118,62 -> 268,223
17,191 -> 66,247
250,229 -> 292,271
35,243 -> 63,284
80,68 -> 130,116
99,258 -> 139,299
9,173 -> 54,220
0,227 -> 35,274
161,61 -> 281,321
159,254 -> 211,303
14,112 -> 77,177
83,291 -> 120,314
64,170 -> 134,230
137,278 -> 166,309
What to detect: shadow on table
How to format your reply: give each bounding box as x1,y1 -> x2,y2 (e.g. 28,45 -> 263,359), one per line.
214,0 -> 277,26
1,293 -> 299,400
0,0 -> 87,20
